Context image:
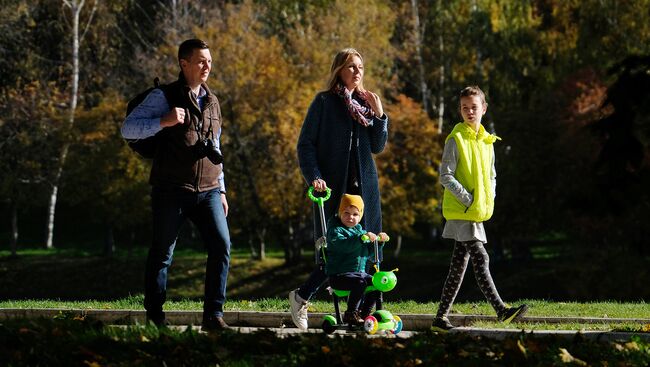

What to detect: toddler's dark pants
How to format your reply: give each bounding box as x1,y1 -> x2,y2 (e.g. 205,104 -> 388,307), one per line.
330,272 -> 380,315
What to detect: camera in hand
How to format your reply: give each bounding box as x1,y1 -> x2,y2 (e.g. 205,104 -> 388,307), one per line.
192,138 -> 223,165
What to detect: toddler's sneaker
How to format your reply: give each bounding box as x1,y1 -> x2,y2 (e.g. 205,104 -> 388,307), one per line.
498,304 -> 529,323
431,316 -> 454,331
289,289 -> 309,330
343,310 -> 364,326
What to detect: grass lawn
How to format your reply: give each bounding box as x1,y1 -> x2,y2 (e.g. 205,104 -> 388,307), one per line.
2,243 -> 649,333
2,297 -> 649,331
2,244 -> 650,365
2,297 -> 649,318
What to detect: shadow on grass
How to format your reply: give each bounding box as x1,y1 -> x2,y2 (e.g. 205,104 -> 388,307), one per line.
1,245 -> 649,303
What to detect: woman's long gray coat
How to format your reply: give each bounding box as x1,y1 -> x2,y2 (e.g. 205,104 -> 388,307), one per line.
297,91 -> 389,236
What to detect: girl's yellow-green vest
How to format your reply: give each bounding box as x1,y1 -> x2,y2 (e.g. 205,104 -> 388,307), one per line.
442,122 -> 500,222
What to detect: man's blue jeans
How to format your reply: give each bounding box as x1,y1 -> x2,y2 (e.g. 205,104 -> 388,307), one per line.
144,187 -> 230,321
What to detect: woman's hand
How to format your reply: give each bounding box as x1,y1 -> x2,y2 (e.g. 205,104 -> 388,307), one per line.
378,232 -> 389,242
312,179 -> 328,192
362,90 -> 383,118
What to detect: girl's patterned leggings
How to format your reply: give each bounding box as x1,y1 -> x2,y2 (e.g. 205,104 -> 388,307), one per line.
436,240 -> 507,318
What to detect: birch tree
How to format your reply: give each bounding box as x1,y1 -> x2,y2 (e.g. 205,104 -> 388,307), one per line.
410,0 -> 429,114
44,0 -> 97,249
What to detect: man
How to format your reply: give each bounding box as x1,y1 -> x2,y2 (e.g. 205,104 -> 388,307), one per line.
121,39 -> 230,331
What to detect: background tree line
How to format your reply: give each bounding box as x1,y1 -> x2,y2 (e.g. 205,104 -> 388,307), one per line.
1,0 -> 649,266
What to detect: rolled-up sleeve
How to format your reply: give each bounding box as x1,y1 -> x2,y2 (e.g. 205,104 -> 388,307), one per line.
121,89 -> 168,139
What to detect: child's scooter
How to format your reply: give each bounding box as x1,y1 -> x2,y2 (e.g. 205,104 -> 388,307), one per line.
322,236 -> 402,335
307,187 -> 402,335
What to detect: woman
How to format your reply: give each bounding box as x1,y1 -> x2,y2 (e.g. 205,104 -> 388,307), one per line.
289,48 -> 389,330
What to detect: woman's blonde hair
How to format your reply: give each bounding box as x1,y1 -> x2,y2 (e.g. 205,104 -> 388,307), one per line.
326,48 -> 364,92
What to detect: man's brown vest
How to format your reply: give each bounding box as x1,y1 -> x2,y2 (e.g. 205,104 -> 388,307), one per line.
149,75 -> 223,192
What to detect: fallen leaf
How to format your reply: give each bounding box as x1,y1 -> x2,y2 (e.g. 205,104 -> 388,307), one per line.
517,339 -> 527,357
624,342 -> 639,351
558,348 -> 587,366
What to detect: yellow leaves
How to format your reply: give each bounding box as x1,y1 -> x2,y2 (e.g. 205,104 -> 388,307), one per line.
615,341 -> 640,351
558,348 -> 587,365
378,94 -> 443,232
642,324 -> 650,332
517,339 -> 527,357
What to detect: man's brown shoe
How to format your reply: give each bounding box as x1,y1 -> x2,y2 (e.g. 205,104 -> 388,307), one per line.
201,316 -> 229,331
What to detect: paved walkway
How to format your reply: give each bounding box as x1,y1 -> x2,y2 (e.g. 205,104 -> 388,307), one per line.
2,308 -> 648,342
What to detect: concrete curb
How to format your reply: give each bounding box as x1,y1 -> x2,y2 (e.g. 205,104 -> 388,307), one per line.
1,308 -> 648,332
450,327 -> 650,342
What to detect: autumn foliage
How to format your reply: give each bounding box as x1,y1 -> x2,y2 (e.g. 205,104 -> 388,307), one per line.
1,0 -> 650,264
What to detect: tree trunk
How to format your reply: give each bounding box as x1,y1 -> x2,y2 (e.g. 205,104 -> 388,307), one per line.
471,0 -> 483,81
46,0 -> 91,249
285,222 -> 294,263
225,103 -> 271,261
393,234 -> 402,259
248,236 -> 258,259
436,0 -> 445,133
10,200 -> 18,257
285,221 -> 303,265
45,151 -> 66,249
256,227 -> 266,261
410,0 -> 429,113
437,33 -> 445,133
104,221 -> 115,257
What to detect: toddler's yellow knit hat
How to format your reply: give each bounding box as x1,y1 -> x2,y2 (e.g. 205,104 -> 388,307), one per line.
339,194 -> 364,219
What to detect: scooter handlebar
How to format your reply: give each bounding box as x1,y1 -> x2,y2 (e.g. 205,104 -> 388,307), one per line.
361,234 -> 390,243
307,186 -> 331,205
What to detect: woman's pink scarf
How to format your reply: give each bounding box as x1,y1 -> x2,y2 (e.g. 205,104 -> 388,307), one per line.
334,83 -> 375,127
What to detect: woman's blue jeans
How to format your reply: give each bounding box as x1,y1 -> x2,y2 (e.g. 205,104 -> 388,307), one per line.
144,187 -> 230,321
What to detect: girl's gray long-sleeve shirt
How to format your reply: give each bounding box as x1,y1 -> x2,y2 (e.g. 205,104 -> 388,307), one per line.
439,138 -> 496,243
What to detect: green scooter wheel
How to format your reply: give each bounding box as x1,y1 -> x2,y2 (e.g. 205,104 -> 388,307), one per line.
322,315 -> 337,334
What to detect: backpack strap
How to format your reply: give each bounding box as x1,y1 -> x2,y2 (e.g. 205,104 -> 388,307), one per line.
156,80 -> 173,108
